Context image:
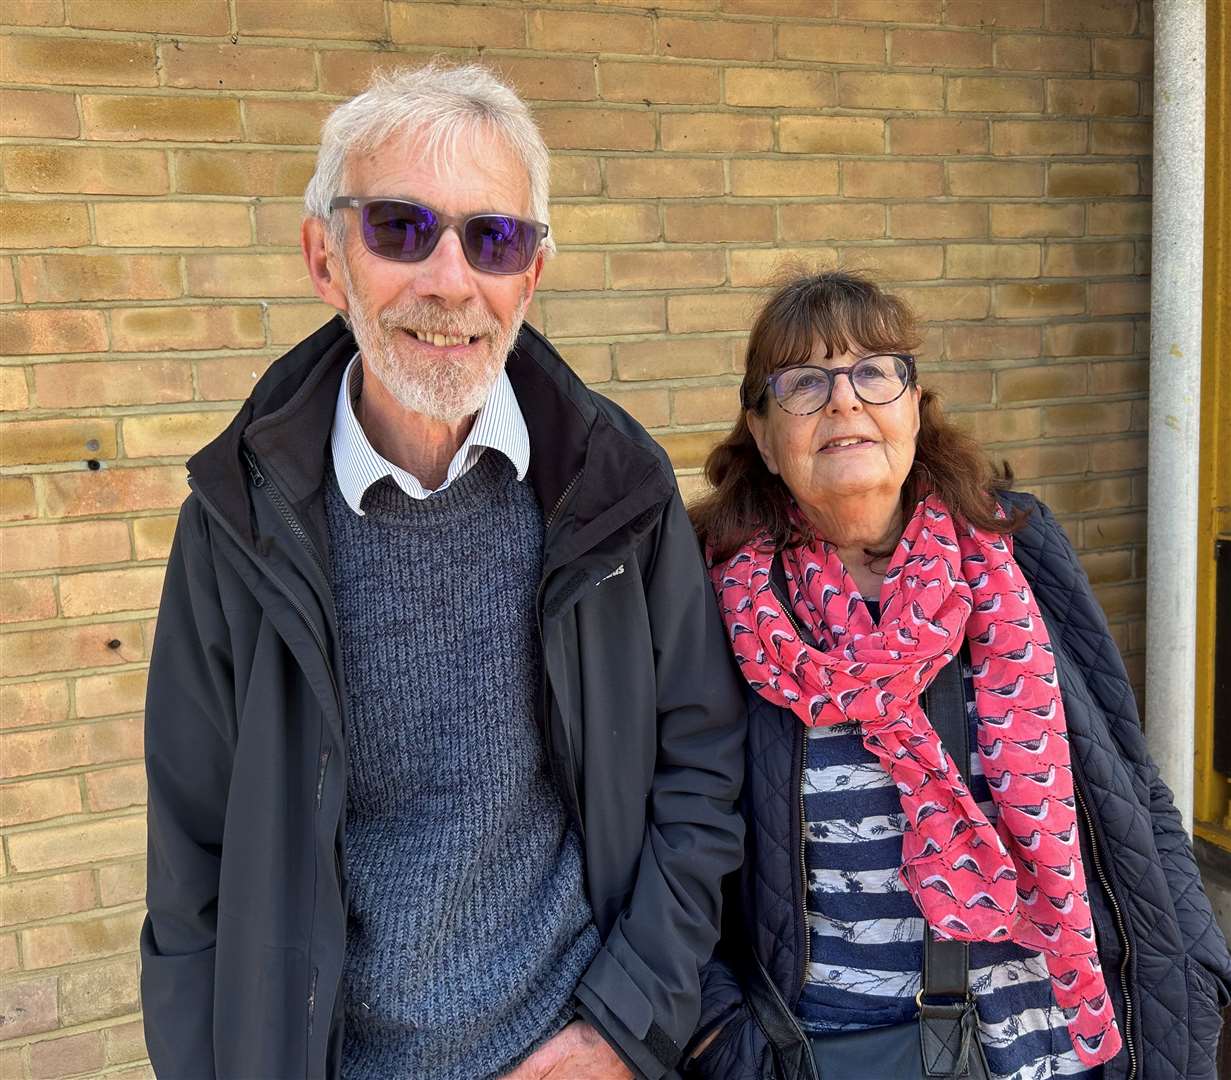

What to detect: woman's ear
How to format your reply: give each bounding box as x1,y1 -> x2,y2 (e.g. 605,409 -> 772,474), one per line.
745,410 -> 780,476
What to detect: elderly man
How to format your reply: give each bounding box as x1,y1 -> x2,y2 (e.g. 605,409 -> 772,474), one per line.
140,62 -> 744,1080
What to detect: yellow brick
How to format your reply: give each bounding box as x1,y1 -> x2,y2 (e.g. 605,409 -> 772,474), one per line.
672,383 -> 740,426
551,155 -> 602,197
994,34 -> 1091,72
83,94 -> 242,142
19,254 -> 181,303
0,89 -> 78,138
729,247 -> 839,288
1093,38 -> 1153,76
537,251 -> 605,292
838,244 -> 943,281
0,681 -> 69,730
1090,358 -> 1147,394
0,35 -> 156,88
1044,400 -> 1133,437
111,305 -> 264,353
1,716 -> 143,781
391,3 -> 525,45
947,161 -> 1043,196
945,0 -> 1043,28
538,108 -> 656,151
1,623 -> 144,679
1047,163 -> 1138,197
551,204 -> 660,245
5,1 -> 65,26
0,775 -> 82,828
1088,202 -> 1151,235
778,116 -> 884,154
173,149 -> 316,196
242,97 -> 333,145
990,119 -> 1087,155
950,406 -> 1042,443
528,9 -> 652,54
615,338 -> 731,380
1047,79 -> 1139,117
1089,281 -> 1149,316
31,1031 -> 109,1079
1043,241 -> 1136,277
997,363 -> 1088,403
84,762 -> 147,812
609,250 -> 725,290
20,908 -> 145,969
542,296 -> 664,337
1004,441 -> 1089,480
66,0 -> 228,32
895,284 -> 989,320
163,43 -> 317,91
122,410 -> 234,458
1089,438 -> 1148,477
492,57 -> 596,103
919,368 -> 994,407
730,159 -> 839,197
99,862 -> 146,909
837,72 -> 943,110
1,520 -> 130,574
59,566 -> 166,618
843,161 -> 943,198
665,204 -> 774,243
1,366 -> 30,411
990,203 -> 1084,238
892,28 -> 991,68
268,302 -> 334,345
599,61 -> 718,105
945,242 -> 1040,278
662,16 -> 772,59
778,22 -> 885,63
316,50 -> 405,96
1090,120 -> 1152,155
238,0 -> 385,39
185,253 -> 310,299
661,112 -> 772,152
0,870 -> 94,925
781,202 -> 886,241
993,282 -> 1086,318
94,202 -> 251,248
604,387 -> 669,428
1046,0 -> 1137,33
60,955 -> 141,1026
888,117 -> 987,155
559,344 -> 610,383
605,157 -> 724,198
243,194 -> 296,243
75,669 -> 148,720
725,68 -> 834,108
948,76 -> 1044,112
0,310 -> 108,355
1,145 -> 168,195
196,354 -> 277,400
133,514 -> 178,561
0,200 -> 89,247
0,476 -> 38,522
838,0 -> 940,20
0,261 -> 14,304
667,292 -> 757,334
722,1 -> 822,12
0,576 -> 57,624
0,975 -> 58,1037
656,429 -> 725,470
890,203 -> 986,239
0,418 -> 116,467
1044,320 -> 1134,357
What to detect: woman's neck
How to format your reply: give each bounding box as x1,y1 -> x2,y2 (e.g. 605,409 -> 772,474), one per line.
799,492 -> 903,600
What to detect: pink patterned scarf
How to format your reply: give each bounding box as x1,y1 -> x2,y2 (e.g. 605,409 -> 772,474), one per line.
712,495 -> 1121,1067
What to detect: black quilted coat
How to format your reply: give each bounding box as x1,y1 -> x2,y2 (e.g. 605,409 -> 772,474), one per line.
686,493 -> 1231,1080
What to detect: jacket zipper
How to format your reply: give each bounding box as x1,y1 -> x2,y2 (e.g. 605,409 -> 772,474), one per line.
545,469 -> 582,532
243,448 -> 327,577
1073,779 -> 1136,1080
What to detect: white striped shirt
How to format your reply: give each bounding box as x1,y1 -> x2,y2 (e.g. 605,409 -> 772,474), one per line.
329,353 -> 530,516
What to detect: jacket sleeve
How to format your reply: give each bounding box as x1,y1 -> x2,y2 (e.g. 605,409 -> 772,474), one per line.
575,488 -> 747,1079
1031,499 -> 1231,998
140,496 -> 238,1079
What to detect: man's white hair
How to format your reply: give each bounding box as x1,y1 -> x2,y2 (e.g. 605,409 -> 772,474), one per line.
304,61 -> 554,255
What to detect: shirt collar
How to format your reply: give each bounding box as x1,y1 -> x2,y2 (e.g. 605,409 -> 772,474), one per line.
329,353 -> 529,515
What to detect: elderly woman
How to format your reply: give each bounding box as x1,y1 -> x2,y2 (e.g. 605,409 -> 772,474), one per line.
685,271 -> 1231,1080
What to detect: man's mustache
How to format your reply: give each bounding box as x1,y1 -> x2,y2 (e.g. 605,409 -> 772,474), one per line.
377,302 -> 500,340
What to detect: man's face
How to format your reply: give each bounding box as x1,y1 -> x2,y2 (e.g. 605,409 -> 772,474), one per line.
325,127 -> 543,422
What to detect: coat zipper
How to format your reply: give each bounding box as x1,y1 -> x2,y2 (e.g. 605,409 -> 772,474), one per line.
545,469 -> 582,532
1074,779 -> 1136,1080
243,448 -> 327,577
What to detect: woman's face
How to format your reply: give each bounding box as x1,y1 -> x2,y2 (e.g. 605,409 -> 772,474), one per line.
747,341 -> 921,516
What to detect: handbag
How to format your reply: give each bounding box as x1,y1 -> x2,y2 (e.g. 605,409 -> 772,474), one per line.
738,600 -> 992,1080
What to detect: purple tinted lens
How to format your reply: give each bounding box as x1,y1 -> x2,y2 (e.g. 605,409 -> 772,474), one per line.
463,215 -> 538,273
360,200 -> 439,261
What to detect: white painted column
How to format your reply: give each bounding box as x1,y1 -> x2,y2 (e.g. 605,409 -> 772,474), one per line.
1146,0 -> 1207,829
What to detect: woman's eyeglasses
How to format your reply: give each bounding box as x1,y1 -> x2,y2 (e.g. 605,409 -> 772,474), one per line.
329,196 -> 548,275
751,354 -> 916,415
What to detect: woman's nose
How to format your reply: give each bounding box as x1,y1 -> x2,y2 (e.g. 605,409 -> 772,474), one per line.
826,370 -> 863,412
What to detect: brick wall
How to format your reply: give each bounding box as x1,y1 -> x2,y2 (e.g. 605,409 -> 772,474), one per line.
0,0 -> 1153,1074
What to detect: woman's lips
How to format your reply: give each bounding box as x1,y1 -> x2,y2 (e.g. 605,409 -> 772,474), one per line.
818,438 -> 876,454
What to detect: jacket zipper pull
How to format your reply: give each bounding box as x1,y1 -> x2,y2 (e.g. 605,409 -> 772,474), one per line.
242,447 -> 266,488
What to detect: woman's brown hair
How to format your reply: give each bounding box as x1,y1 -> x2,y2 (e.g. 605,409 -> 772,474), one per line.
690,269 -> 1022,562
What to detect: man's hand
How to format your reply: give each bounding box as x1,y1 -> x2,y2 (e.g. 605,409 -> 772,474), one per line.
501,1020 -> 634,1080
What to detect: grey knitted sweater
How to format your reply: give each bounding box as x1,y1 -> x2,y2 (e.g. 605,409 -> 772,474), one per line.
325,451 -> 601,1080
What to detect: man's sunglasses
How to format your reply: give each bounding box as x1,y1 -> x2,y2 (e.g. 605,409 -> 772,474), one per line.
329,196 -> 548,275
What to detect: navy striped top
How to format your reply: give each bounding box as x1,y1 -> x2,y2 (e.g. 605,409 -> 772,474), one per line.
795,606 -> 1102,1080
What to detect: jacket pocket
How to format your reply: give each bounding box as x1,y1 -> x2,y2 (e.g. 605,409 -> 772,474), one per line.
1185,956 -> 1224,1080
683,1005 -> 772,1080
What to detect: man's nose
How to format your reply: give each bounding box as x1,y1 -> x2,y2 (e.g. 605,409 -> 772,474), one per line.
411,226 -> 477,306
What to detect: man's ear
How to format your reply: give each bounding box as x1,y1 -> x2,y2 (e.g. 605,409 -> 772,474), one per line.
745,410 -> 779,476
302,216 -> 349,313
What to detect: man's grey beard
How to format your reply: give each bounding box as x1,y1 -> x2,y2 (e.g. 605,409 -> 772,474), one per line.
340,260 -> 527,423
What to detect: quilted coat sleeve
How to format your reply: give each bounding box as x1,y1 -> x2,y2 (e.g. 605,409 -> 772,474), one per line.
140,496 -> 238,1080
1029,498 -> 1231,998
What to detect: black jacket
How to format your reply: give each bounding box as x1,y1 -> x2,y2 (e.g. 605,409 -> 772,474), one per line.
686,493 -> 1231,1080
140,317 -> 746,1080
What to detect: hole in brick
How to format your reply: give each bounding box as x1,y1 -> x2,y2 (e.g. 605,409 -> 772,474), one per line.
106,639 -> 122,650
85,439 -> 101,452
86,459 -> 101,471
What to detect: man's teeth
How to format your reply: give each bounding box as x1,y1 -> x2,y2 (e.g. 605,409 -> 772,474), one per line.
409,329 -> 472,347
